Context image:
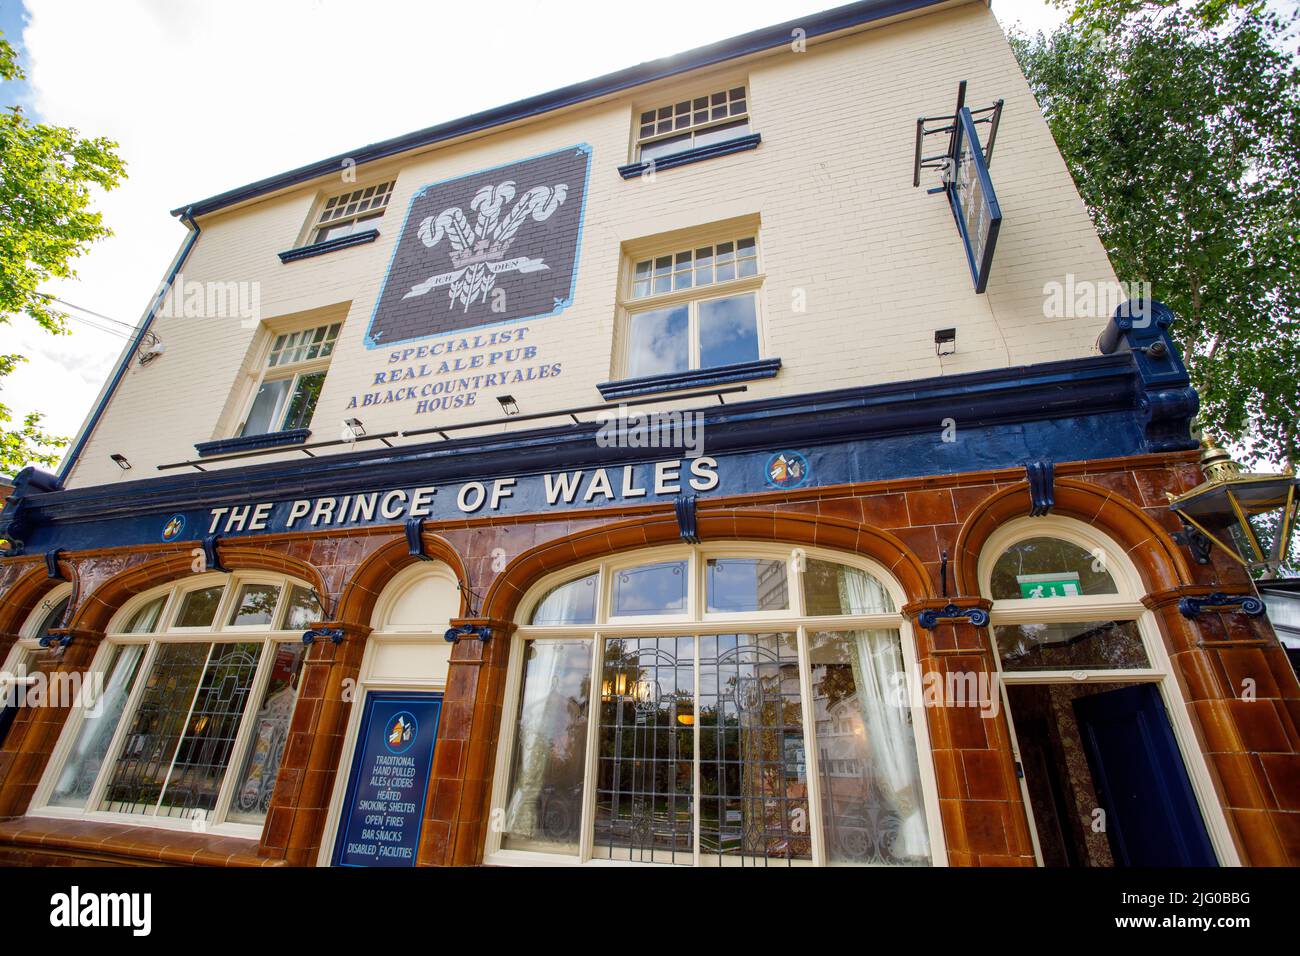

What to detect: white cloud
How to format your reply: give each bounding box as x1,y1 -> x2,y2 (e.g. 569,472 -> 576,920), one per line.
7,0 -> 1061,459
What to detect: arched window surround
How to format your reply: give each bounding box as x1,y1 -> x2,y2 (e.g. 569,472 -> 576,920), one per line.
28,571 -> 320,839
315,561 -> 462,866
13,581 -> 74,645
1,582 -> 74,708
518,542 -> 911,632
488,541 -> 947,869
976,516 -> 1241,865
979,516 -> 1160,682
369,561 -> 462,636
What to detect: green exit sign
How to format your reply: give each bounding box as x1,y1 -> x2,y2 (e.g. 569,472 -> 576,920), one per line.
1017,572 -> 1081,599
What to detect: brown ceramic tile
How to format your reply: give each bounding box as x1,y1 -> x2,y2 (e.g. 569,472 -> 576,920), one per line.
1259,754 -> 1300,812
906,489 -> 957,527
961,749 -> 1009,801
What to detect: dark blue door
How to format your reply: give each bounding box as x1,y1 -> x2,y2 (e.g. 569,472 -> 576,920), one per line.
1073,683 -> 1217,866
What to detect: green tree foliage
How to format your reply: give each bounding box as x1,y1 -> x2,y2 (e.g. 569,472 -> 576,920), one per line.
0,30 -> 125,474
1013,5 -> 1300,466
1060,0 -> 1266,31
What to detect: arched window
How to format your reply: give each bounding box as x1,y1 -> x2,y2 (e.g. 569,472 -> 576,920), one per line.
352,561 -> 461,689
979,518 -> 1154,674
1,585 -> 74,746
487,544 -> 943,868
977,517 -> 1235,867
32,572 -> 322,836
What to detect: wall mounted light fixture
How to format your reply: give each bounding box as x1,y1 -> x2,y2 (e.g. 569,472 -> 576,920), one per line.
935,328 -> 957,356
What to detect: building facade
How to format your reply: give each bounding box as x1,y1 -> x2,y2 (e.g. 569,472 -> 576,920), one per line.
0,0 -> 1297,867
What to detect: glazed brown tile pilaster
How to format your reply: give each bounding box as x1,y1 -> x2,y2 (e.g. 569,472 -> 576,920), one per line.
903,597 -> 1036,866
418,616 -> 516,867
0,628 -> 104,817
1144,586 -> 1300,865
259,621 -> 371,865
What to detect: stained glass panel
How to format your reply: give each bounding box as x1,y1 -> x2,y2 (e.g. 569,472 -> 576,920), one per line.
699,632 -> 810,865
594,637 -> 695,864
226,642 -> 306,824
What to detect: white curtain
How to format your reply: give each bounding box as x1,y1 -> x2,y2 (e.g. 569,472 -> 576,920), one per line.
503,643 -> 562,837
839,568 -> 930,862
530,576 -> 589,625
51,644 -> 145,805
837,564 -> 893,614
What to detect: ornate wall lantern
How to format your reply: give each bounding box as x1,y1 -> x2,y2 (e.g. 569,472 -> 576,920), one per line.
1167,439 -> 1298,579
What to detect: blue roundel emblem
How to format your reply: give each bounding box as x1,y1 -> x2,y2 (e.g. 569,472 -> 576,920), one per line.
765,451 -> 811,490
161,514 -> 186,541
384,711 -> 419,755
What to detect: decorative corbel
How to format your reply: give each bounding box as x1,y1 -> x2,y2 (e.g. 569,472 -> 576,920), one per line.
444,616 -> 515,644
44,548 -> 66,579
202,533 -> 227,573
444,623 -> 493,643
302,627 -> 345,645
1025,460 -> 1054,517
915,602 -> 991,630
39,628 -> 75,649
405,517 -> 430,560
1177,592 -> 1266,620
674,495 -> 700,544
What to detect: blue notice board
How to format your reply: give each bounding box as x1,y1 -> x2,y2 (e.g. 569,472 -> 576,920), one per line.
333,691 -> 442,867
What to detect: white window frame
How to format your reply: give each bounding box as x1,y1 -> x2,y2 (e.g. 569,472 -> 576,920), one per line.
485,541 -> 947,869
2,584 -> 74,706
309,180 -> 394,245
633,83 -> 751,162
236,321 -> 340,438
618,234 -> 766,380
29,572 -> 318,840
979,515 -> 1241,866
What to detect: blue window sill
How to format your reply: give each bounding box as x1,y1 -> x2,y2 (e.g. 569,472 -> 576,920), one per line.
617,133 -> 761,180
196,428 -> 311,458
597,358 -> 781,400
278,229 -> 380,263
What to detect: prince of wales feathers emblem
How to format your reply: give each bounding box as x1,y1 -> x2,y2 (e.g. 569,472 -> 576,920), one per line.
403,179 -> 568,312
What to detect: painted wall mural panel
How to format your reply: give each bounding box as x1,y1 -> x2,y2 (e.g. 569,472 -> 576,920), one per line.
366,144 -> 591,347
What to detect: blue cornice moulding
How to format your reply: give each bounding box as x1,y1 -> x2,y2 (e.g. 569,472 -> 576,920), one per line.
617,134 -> 762,180
277,230 -> 380,263
1097,299 -> 1199,452
598,358 -> 782,400
169,0 -> 942,218
195,428 -> 312,458
0,305 -> 1199,556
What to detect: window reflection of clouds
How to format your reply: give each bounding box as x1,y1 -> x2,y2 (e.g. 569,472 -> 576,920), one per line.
612,561 -> 688,616
628,306 -> 688,377
699,294 -> 759,369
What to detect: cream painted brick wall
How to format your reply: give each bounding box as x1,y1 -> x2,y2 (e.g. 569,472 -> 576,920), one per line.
67,2 -> 1119,488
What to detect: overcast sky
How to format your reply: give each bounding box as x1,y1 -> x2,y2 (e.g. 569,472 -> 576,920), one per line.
0,0 -> 1067,466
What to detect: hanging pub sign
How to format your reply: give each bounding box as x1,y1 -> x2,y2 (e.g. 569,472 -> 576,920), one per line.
365,144 -> 591,348
913,84 -> 1004,294
948,106 -> 1002,294
333,691 -> 443,867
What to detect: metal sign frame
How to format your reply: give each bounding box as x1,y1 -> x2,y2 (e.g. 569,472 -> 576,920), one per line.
947,106 -> 1003,294
913,81 -> 1004,294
